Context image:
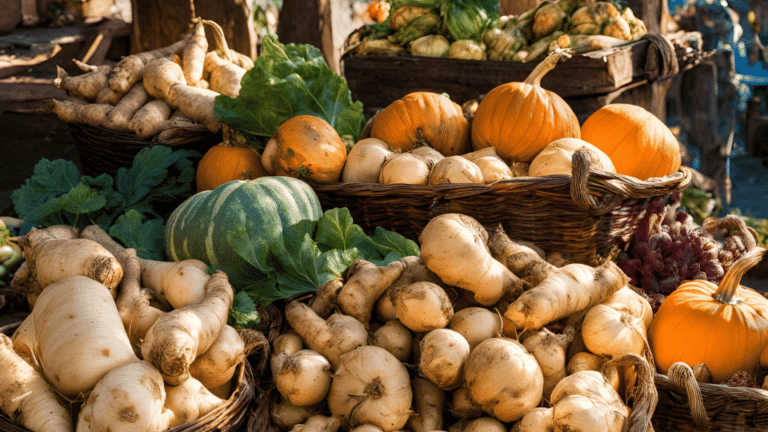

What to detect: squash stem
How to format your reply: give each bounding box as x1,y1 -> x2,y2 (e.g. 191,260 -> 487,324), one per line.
714,247 -> 766,304
524,48 -> 571,86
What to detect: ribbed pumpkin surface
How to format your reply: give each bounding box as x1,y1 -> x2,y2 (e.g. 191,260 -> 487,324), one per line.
165,176 -> 323,288
580,104 -> 681,180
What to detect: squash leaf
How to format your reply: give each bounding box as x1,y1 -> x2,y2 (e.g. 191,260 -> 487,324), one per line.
108,210 -> 166,261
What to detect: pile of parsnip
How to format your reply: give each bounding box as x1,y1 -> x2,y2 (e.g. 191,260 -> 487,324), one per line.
51,18 -> 252,138
270,212 -> 656,432
0,224 -> 263,432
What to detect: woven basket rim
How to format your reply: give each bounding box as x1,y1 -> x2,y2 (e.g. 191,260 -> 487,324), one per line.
655,372 -> 768,402
68,121 -> 218,147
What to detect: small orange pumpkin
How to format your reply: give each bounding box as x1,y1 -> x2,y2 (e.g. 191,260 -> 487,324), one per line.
370,91 -> 470,157
470,50 -> 581,164
262,115 -> 348,183
196,129 -> 268,192
580,104 -> 681,180
648,247 -> 768,383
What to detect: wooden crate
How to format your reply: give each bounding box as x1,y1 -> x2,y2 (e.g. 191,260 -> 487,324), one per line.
343,33 -> 703,122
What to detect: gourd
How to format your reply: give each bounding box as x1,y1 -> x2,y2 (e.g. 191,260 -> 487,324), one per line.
580,104 -> 681,180
164,176 -> 323,288
370,91 -> 471,157
196,128 -> 268,192
648,247 -> 768,382
261,115 -> 348,183
470,50 -> 580,164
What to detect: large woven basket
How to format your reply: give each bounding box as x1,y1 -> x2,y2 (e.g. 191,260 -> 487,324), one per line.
68,122 -> 221,177
0,321 -> 265,432
653,363 -> 768,432
312,149 -> 693,266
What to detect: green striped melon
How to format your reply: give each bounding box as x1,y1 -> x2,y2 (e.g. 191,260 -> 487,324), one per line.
164,176 -> 323,288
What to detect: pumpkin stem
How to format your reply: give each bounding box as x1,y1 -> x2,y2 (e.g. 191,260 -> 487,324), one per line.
714,247 -> 767,304
523,48 -> 571,87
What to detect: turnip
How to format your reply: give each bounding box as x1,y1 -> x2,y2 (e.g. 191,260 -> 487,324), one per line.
274,349 -> 333,407
474,156 -> 513,183
0,334 -> 74,432
522,326 -> 576,400
487,226 -> 557,287
350,425 -> 385,432
308,278 -> 343,318
290,415 -> 342,432
567,351 -> 608,375
420,214 -> 525,306
514,407 -> 555,432
549,370 -> 629,432
581,304 -> 647,360
328,346 -> 413,431
15,275 -> 137,398
461,147 -> 500,163
419,328 -> 471,390
407,376 -> 446,432
464,337 -> 543,422
271,331 -> 304,377
448,385 -> 482,418
337,258 -> 407,328
284,300 -> 368,371
449,307 -> 502,351
375,256 -> 446,322
463,417 -> 507,432
269,396 -> 324,430
342,138 -> 396,183
115,248 -> 165,355
189,324 -> 246,390
141,271 -> 234,385
411,145 -> 445,165
76,361 -> 174,432
429,156 -> 484,185
370,320 -> 413,362
379,152 -> 432,184
164,375 -> 227,427
395,281 -> 454,332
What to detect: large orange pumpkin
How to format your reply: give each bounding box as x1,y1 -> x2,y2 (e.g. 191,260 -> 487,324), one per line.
580,104 -> 681,180
648,247 -> 768,383
369,91 -> 470,157
261,115 -> 348,183
470,50 -> 580,163
196,129 -> 268,192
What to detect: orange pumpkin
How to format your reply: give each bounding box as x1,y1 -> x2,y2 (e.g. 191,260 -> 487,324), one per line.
580,104 -> 681,180
367,0 -> 390,23
196,130 -> 268,192
470,50 -> 580,164
262,115 -> 348,183
648,247 -> 768,383
370,91 -> 470,157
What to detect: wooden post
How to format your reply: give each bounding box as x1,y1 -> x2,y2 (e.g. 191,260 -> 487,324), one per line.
277,0 -> 357,74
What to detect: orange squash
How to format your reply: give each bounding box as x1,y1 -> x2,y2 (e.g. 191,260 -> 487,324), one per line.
370,91 -> 470,157
195,129 -> 268,192
470,50 -> 580,163
580,104 -> 681,180
648,247 -> 768,383
262,115 -> 348,183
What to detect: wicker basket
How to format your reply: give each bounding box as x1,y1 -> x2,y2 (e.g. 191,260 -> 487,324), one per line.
312,149 -> 693,266
68,122 -> 221,177
0,320 -> 265,432
653,363 -> 768,432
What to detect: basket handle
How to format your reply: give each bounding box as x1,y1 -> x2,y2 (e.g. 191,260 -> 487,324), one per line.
603,353 -> 659,432
666,362 -> 710,430
570,147 -> 623,213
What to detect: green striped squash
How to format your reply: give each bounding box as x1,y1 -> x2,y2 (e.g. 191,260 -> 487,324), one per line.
164,176 -> 323,288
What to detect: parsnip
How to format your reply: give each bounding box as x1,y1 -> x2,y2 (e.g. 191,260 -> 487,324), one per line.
189,324 -> 246,390
407,376 -> 446,432
115,248 -> 164,355
270,397 -> 323,430
337,258 -> 407,327
419,328 -> 470,390
54,61 -> 111,101
370,320 -> 413,362
108,34 -> 190,95
308,278 -> 343,318
487,226 -> 557,287
182,19 -> 208,87
164,375 -> 227,427
395,281 -> 454,332
273,349 -> 333,406
291,415 -> 342,432
104,83 -> 150,132
129,99 -> 173,138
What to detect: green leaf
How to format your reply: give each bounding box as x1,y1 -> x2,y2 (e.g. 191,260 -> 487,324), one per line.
61,182 -> 108,216
367,226 -> 420,258
314,207 -> 368,251
11,158 -> 81,221
108,210 -> 166,261
214,35 -> 366,151
228,291 -> 261,328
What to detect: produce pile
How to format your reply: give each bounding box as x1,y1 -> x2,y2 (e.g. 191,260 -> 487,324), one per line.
344,0 -> 647,62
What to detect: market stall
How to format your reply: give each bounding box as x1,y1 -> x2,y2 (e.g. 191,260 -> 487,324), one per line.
1,1 -> 768,432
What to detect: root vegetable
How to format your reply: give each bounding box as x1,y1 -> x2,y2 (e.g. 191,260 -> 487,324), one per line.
17,276 -> 137,397
54,62 -> 110,101
0,334 -> 74,432
420,213 -> 526,306
528,138 -> 615,177
182,19 -> 208,87
9,260 -> 43,310
271,331 -> 304,377
370,320 -> 413,362
284,300 -> 368,371
582,303 -> 647,360
141,271 -> 234,385
204,51 -> 246,97
189,324 -> 246,390
350,425 -> 385,432
166,83 -> 221,133
129,99 -> 173,138
448,307 -> 502,351
337,258 -> 407,328
342,138 -> 396,183
48,97 -> 87,124
76,360 -> 174,432
504,260 -> 629,331
104,83 -> 150,132
328,345 -> 413,431
522,326 -> 575,400
291,415 -> 342,432
449,385 -> 482,418
464,417 -> 507,432
600,286 -> 653,329
487,226 -> 557,287
464,337 -> 543,422
461,147 -> 500,163
379,152 -> 432,184
474,156 -> 513,183
428,156 -> 484,185
395,281 -> 453,332
419,328 -> 470,390
270,397 -> 323,430
143,58 -> 187,100
376,255 -> 447,322
411,145 -> 445,165
140,258 -> 209,310
549,370 -> 629,432
274,349 -> 333,406
108,35 -> 189,95
407,376 -> 445,432
164,375 -> 227,427
309,278 -> 343,318
49,99 -> 113,127
115,248 -> 165,355
515,407 -> 555,432
567,351 -> 608,375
